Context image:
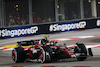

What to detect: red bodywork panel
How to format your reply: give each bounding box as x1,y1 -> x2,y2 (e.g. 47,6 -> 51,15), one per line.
57,45 -> 76,58
29,40 -> 76,58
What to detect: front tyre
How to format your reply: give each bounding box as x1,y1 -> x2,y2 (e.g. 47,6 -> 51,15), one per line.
12,47 -> 26,63
38,46 -> 51,63
74,43 -> 87,61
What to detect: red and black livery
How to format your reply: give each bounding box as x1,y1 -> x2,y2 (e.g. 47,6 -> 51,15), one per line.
12,36 -> 93,63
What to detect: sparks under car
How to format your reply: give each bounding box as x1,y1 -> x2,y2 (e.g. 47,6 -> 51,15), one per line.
12,36 -> 93,63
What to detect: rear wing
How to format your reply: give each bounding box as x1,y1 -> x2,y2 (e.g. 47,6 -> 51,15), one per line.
17,40 -> 40,46
17,36 -> 49,46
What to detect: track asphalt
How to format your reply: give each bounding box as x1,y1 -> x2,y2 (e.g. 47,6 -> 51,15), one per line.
1,34 -> 100,50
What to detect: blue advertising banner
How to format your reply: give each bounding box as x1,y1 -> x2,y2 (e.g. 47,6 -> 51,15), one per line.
49,20 -> 86,32
0,25 -> 38,39
0,18 -> 100,39
49,18 -> 100,33
0,23 -> 56,39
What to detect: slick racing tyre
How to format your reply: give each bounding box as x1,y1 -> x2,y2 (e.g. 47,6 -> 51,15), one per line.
12,47 -> 26,63
74,43 -> 87,61
38,46 -> 51,63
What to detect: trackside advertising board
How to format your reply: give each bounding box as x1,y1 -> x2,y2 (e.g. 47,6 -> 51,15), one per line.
49,21 -> 86,32
0,18 -> 100,39
0,23 -> 55,39
50,18 -> 100,33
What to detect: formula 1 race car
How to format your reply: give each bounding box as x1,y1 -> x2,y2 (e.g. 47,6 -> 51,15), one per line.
12,36 -> 93,63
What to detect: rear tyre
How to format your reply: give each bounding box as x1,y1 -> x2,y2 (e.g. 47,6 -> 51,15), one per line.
74,43 -> 87,61
12,47 -> 26,63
